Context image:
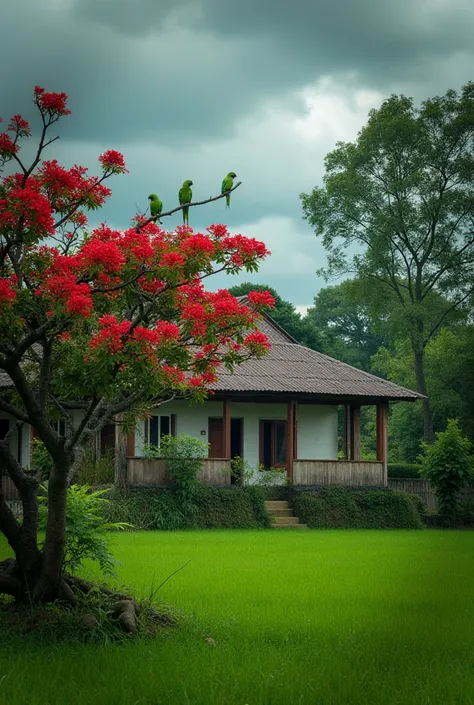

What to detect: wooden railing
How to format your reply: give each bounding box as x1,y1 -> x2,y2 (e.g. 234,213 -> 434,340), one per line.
293,459 -> 385,487
127,457 -> 231,486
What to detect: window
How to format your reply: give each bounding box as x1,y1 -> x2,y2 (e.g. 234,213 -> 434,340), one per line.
259,420 -> 287,469
52,419 -> 66,436
147,415 -> 171,447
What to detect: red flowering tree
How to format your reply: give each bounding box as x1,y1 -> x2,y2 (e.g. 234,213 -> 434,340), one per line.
0,88 -> 274,603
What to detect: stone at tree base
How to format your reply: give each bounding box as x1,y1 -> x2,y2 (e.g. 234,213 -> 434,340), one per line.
80,614 -> 99,630
114,599 -> 137,633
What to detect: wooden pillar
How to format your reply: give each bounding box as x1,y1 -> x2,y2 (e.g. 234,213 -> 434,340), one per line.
286,400 -> 296,483
343,405 -> 351,460
376,402 -> 389,486
350,405 -> 361,462
223,399 -> 231,459
293,401 -> 298,462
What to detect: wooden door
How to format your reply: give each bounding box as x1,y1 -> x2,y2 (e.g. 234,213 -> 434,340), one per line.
208,417 -> 224,458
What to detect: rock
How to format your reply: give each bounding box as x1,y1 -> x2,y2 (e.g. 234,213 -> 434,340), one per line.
80,614 -> 99,630
114,599 -> 137,634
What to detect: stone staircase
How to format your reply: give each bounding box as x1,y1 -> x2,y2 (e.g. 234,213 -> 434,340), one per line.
265,500 -> 306,529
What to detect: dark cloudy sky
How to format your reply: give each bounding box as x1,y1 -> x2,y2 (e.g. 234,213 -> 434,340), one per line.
2,0 -> 473,311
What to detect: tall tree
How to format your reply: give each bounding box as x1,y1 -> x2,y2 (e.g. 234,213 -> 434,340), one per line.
0,88 -> 272,603
228,282 -> 324,350
301,83 -> 474,441
305,279 -> 387,371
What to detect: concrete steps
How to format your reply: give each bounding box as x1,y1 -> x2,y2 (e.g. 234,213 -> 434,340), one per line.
265,500 -> 306,529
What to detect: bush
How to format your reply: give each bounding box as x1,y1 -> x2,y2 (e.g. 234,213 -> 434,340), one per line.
195,485 -> 272,529
419,418 -> 473,524
38,484 -> 129,577
103,485 -> 271,530
388,463 -> 422,479
292,487 -> 424,529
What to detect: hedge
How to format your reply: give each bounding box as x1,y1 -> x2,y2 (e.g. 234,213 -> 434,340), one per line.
388,463 -> 422,479
103,485 -> 271,530
291,487 -> 424,529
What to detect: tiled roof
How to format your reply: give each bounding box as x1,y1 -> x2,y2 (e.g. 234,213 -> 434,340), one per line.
209,339 -> 421,400
0,309 -> 422,402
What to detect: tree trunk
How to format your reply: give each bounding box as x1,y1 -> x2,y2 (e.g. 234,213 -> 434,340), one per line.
413,346 -> 435,443
115,425 -> 128,490
33,463 -> 69,601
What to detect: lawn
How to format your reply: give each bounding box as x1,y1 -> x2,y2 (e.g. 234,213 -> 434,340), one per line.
1,530 -> 473,705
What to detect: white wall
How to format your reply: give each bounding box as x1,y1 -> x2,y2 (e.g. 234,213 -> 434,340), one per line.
133,400 -> 338,468
134,400 -> 223,456
297,404 -> 338,460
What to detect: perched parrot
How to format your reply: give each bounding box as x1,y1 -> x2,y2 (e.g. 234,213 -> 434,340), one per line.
178,180 -> 193,225
148,193 -> 163,223
221,171 -> 237,208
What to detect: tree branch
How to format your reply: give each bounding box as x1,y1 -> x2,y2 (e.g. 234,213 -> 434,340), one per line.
135,181 -> 242,231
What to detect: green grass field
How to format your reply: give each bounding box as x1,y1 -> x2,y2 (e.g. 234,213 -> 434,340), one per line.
1,530 -> 473,704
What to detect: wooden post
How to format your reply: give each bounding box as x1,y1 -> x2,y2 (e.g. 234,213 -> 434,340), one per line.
293,401 -> 298,462
376,402 -> 389,486
114,418 -> 128,489
286,400 -> 295,483
343,405 -> 351,460
223,399 -> 231,459
350,405 -> 361,462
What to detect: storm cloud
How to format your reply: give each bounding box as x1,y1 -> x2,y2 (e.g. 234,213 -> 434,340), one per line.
1,0 -> 473,306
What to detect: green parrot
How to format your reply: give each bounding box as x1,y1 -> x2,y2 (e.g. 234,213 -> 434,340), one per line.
221,171 -> 237,208
148,193 -> 163,223
178,180 -> 193,225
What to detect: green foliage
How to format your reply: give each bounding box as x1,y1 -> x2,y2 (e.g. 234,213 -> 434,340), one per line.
144,433 -> 208,493
77,448 -> 115,486
301,83 -> 474,441
38,484 -> 129,577
306,280 -> 387,371
388,463 -> 422,479
102,486 -> 271,530
194,485 -> 272,529
419,419 -> 473,522
230,456 -> 289,487
30,438 -> 53,480
292,487 -> 424,529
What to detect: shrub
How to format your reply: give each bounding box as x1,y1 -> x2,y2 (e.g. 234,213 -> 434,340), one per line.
230,455 -> 288,486
292,487 -> 424,529
419,419 -> 473,524
388,463 -> 422,479
38,484 -> 129,577
77,447 -> 115,486
102,485 -> 271,530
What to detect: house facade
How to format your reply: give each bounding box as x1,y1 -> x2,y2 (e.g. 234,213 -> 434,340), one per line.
1,310 -> 422,498
126,313 -> 421,488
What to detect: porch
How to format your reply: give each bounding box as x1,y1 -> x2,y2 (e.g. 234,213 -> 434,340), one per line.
127,397 -> 389,488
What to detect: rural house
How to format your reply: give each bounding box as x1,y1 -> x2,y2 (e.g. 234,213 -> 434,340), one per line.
1,307 -> 421,498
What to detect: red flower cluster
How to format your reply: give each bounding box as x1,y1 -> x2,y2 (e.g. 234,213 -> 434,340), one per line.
90,315 -> 131,354
244,331 -> 271,351
0,184 -> 55,235
98,150 -> 128,174
0,132 -> 18,157
247,290 -> 276,308
34,86 -> 71,116
8,115 -> 31,137
0,278 -> 16,305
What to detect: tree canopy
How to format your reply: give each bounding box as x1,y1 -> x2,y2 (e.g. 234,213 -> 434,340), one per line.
301,82 -> 474,441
